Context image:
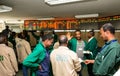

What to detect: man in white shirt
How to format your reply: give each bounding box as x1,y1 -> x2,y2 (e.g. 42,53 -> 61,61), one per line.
50,35 -> 81,76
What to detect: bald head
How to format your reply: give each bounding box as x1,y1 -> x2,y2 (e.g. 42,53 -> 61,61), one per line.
59,35 -> 68,45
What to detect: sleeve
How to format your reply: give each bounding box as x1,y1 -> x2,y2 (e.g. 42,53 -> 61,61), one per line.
72,53 -> 81,72
9,48 -> 18,72
22,44 -> 45,68
95,47 -> 118,75
25,42 -> 31,55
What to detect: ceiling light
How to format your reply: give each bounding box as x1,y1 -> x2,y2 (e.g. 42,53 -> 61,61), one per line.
37,17 -> 54,20
45,0 -> 84,5
75,13 -> 99,18
0,5 -> 12,13
5,20 -> 24,24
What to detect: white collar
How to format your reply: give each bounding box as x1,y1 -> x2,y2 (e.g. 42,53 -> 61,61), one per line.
88,37 -> 94,42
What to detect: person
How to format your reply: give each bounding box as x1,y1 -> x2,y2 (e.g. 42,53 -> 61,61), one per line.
31,30 -> 44,43
23,33 -> 54,76
53,41 -> 59,49
52,30 -> 58,44
2,25 -> 11,38
67,30 -> 86,59
84,29 -> 98,76
23,30 -> 30,43
15,33 -> 31,76
84,23 -> 120,76
50,35 -> 81,76
67,30 -> 86,76
0,32 -> 18,76
8,32 -> 18,60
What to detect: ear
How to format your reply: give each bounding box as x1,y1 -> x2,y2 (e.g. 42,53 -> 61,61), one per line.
105,30 -> 109,36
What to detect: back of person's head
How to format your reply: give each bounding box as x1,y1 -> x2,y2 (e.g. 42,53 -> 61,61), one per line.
88,29 -> 95,36
0,32 -> 6,44
59,35 -> 68,45
18,33 -> 24,39
40,30 -> 44,36
42,33 -> 53,41
11,32 -> 16,36
102,23 -> 115,34
52,30 -> 55,34
23,30 -> 28,35
6,25 -> 9,29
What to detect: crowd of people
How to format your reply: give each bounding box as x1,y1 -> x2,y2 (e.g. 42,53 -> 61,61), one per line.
0,23 -> 120,76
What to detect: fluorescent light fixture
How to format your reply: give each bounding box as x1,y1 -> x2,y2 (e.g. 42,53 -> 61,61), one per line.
0,5 -> 12,13
75,14 -> 99,18
5,20 -> 24,24
45,0 -> 84,5
37,17 -> 54,20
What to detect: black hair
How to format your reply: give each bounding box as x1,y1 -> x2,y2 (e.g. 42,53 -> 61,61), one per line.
89,29 -> 95,36
59,35 -> 68,45
0,32 -> 6,44
42,33 -> 53,41
75,29 -> 81,33
6,25 -> 9,29
102,23 -> 115,34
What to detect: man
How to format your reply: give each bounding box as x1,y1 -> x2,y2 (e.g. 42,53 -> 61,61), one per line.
84,30 -> 98,76
15,33 -> 31,76
23,33 -> 53,76
67,30 -> 86,59
2,25 -> 11,38
67,30 -> 86,76
52,30 -> 58,44
50,35 -> 81,76
85,23 -> 120,76
0,32 -> 18,76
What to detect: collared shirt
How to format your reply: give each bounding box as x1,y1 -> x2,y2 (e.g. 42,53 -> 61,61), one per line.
0,44 -> 18,76
50,46 -> 81,76
88,37 -> 94,42
76,40 -> 85,59
93,39 -> 120,76
15,38 -> 31,63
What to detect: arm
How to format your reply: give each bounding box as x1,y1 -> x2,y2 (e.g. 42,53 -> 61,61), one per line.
94,47 -> 119,75
9,48 -> 18,72
73,53 -> 81,72
84,60 -> 95,64
22,44 -> 45,68
24,41 -> 31,55
16,43 -> 23,63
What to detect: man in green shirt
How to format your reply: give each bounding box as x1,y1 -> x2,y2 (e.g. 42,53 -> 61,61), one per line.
67,31 -> 86,76
84,30 -> 98,76
23,33 -> 53,76
85,23 -> 120,76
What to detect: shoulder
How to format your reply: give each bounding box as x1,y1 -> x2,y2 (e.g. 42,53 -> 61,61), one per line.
109,41 -> 120,48
5,45 -> 14,53
33,43 -> 45,52
92,37 -> 97,41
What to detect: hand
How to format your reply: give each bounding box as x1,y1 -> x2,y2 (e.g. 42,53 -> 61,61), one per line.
84,60 -> 94,64
38,65 -> 42,71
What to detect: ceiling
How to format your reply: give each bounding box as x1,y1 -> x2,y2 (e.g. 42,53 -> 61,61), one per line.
0,0 -> 120,20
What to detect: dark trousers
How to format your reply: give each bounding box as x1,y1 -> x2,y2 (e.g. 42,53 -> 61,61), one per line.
78,62 -> 85,76
22,65 -> 29,76
87,63 -> 95,76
